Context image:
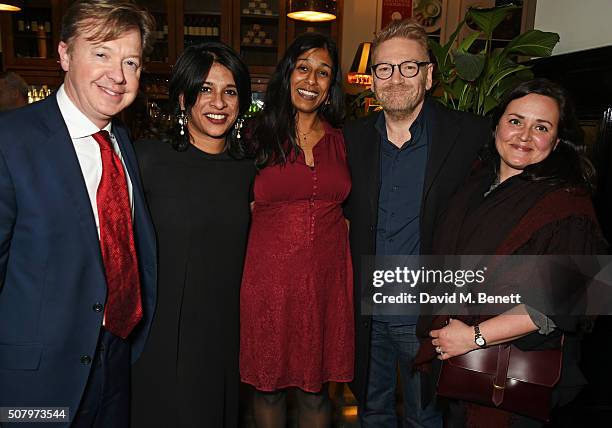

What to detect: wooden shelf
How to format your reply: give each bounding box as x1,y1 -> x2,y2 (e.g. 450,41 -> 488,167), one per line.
184,34 -> 220,38
186,11 -> 222,16
241,13 -> 279,20
1,0 -> 343,95
13,33 -> 52,40
241,43 -> 277,49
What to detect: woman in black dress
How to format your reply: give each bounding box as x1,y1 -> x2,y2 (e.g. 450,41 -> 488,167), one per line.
131,42 -> 253,428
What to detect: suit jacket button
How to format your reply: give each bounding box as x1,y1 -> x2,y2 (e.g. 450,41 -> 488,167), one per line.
92,303 -> 104,312
369,225 -> 374,232
363,320 -> 370,327
80,355 -> 92,365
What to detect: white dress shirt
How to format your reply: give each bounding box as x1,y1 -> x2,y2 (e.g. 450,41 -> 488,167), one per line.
55,85 -> 134,236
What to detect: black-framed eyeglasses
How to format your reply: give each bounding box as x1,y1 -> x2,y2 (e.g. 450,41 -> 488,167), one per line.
371,60 -> 431,79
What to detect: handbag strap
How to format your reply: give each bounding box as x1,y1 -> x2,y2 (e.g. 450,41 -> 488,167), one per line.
492,345 -> 511,406
490,335 -> 564,406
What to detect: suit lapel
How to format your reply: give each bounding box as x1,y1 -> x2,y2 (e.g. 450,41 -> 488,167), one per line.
112,122 -> 156,268
364,113 -> 382,223
423,99 -> 461,201
38,96 -> 104,267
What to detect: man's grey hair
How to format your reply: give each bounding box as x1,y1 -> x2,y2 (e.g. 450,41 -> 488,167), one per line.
371,19 -> 430,61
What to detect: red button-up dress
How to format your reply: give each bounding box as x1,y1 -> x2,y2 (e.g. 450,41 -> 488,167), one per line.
240,124 -> 354,392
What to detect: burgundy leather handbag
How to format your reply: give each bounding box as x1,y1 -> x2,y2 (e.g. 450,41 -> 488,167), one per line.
436,341 -> 563,422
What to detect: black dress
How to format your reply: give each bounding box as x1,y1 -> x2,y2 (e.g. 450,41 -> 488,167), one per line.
131,139 -> 255,428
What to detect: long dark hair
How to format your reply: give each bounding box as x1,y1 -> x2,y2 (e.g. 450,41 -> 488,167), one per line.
252,32 -> 344,168
168,41 -> 251,157
486,78 -> 594,191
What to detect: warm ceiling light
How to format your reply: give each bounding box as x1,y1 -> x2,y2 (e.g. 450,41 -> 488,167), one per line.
0,1 -> 22,11
288,0 -> 337,22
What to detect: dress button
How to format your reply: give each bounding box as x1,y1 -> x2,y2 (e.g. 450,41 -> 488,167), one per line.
92,303 -> 104,312
80,355 -> 92,365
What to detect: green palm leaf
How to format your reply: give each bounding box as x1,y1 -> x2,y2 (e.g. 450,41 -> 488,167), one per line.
467,5 -> 519,36
503,30 -> 560,56
454,52 -> 486,81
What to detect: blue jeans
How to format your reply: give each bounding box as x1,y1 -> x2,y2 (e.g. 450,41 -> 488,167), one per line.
360,321 -> 443,428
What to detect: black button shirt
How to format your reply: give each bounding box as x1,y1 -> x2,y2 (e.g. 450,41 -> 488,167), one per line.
374,107 -> 429,324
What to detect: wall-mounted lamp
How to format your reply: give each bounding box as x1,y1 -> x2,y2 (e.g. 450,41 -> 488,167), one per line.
0,0 -> 22,11
287,0 -> 337,22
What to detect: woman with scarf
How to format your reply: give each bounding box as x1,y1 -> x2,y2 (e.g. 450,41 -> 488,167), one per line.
415,79 -> 607,427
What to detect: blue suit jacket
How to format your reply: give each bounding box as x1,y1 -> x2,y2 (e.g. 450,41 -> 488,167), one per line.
0,95 -> 157,426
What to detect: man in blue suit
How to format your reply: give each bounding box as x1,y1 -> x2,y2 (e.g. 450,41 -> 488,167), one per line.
0,1 -> 157,427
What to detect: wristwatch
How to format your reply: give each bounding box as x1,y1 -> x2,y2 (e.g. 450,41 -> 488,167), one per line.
474,324 -> 487,348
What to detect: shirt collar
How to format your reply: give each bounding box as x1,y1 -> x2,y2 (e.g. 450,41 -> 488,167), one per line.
375,100 -> 428,147
56,84 -> 112,138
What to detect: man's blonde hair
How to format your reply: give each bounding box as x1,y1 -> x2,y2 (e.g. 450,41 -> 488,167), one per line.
60,0 -> 156,54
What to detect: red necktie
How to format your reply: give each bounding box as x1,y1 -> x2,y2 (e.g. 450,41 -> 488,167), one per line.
92,130 -> 143,339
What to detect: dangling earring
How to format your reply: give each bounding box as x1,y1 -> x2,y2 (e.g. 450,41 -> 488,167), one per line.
235,117 -> 244,139
178,109 -> 188,136
325,97 -> 331,105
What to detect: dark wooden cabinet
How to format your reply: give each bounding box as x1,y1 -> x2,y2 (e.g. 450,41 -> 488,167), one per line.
232,0 -> 342,75
0,0 -> 69,86
0,0 -> 343,139
232,0 -> 286,74
143,0 -> 232,74
1,0 -> 343,103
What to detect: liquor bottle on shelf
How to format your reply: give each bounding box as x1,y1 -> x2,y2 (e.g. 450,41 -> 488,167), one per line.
192,17 -> 198,37
198,16 -> 204,36
37,23 -> 48,58
205,17 -> 211,37
209,17 -> 216,37
194,16 -> 200,37
204,17 -> 210,37
201,17 -> 208,37
212,18 -> 219,37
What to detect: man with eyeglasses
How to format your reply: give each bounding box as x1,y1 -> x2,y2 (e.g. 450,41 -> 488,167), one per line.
344,19 -> 490,427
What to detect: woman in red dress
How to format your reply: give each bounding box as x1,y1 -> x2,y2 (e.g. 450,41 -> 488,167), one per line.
240,33 -> 354,426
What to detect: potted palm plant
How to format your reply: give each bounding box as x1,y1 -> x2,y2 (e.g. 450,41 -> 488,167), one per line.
430,4 -> 560,115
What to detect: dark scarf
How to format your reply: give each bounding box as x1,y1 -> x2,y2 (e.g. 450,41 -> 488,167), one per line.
414,163 -> 599,369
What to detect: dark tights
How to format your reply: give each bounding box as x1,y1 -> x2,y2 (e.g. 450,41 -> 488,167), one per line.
253,385 -> 331,428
